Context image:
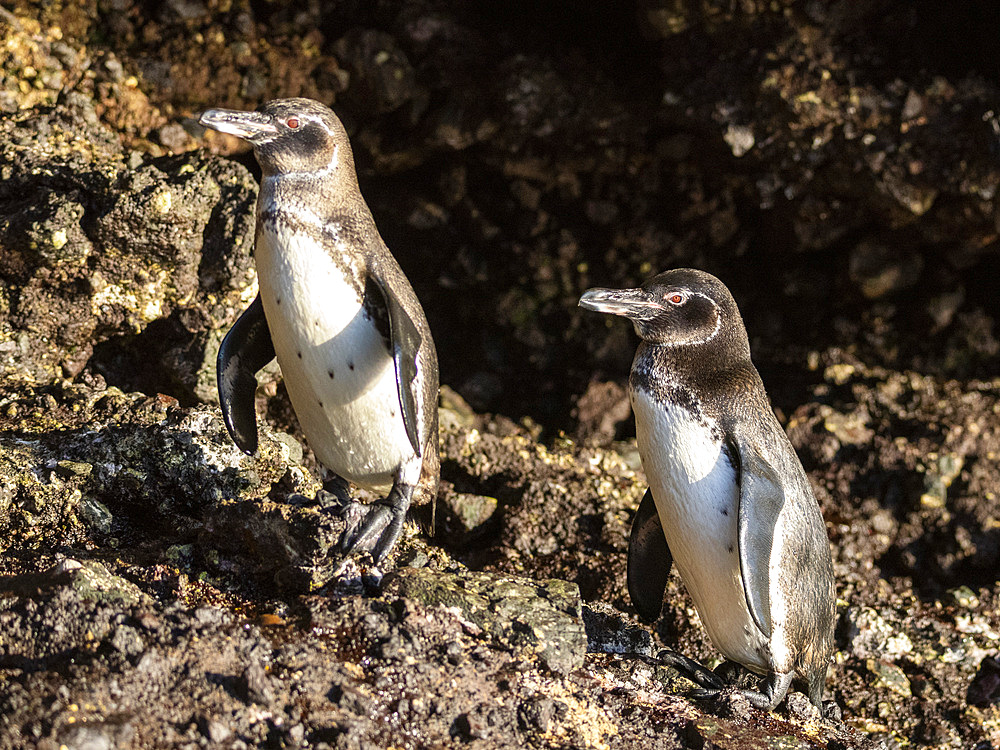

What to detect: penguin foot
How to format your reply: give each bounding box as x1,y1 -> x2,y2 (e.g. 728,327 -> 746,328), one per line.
689,671 -> 794,712
654,649 -> 726,691
735,671 -> 794,711
338,482 -> 413,563
654,651 -> 795,711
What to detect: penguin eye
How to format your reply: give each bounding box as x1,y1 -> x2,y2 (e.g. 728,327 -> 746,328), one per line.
665,291 -> 687,305
286,117 -> 300,129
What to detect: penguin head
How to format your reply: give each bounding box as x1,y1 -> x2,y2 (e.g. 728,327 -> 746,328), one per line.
200,98 -> 354,179
579,268 -> 750,356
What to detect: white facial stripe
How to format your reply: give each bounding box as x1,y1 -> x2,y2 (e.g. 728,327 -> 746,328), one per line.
312,116 -> 334,135
651,290 -> 722,348
690,291 -> 722,344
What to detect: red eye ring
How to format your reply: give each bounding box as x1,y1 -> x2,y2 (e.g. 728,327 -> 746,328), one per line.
667,293 -> 684,305
286,117 -> 300,129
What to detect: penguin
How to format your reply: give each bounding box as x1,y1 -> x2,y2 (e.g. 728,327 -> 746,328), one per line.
200,98 -> 439,564
578,268 -> 835,710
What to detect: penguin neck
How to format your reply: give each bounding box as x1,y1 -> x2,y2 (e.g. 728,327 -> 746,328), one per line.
631,339 -> 764,429
633,339 -> 749,394
257,169 -> 376,235
260,165 -> 359,206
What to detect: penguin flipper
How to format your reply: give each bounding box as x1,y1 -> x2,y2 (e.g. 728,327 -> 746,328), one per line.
217,294 -> 275,455
627,488 -> 673,623
365,273 -> 422,457
731,437 -> 785,638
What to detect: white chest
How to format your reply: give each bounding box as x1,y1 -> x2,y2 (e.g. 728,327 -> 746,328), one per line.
631,387 -> 770,671
254,220 -> 413,490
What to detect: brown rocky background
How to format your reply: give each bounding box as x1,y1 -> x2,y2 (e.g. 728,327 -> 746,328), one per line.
1,1 -> 999,748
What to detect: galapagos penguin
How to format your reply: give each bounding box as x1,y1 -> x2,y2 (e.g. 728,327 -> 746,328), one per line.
579,268 -> 835,710
201,98 -> 439,563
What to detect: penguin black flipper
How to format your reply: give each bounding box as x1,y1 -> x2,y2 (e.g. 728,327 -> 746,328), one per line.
627,488 -> 673,623
364,272 -> 422,457
217,294 -> 276,455
731,434 -> 785,638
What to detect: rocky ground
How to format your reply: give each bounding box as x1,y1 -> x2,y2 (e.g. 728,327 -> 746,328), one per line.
2,1 -> 1000,748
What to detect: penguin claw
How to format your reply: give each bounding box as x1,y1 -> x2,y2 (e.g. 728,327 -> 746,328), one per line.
337,498 -> 408,564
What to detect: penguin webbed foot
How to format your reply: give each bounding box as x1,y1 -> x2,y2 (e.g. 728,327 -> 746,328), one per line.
654,650 -> 793,711
338,481 -> 413,563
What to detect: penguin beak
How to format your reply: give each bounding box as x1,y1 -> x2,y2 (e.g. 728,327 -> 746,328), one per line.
199,108 -> 278,142
578,287 -> 663,320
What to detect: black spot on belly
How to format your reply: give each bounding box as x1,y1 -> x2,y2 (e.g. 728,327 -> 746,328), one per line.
721,508 -> 729,517
328,370 -> 335,379
276,297 -> 282,306
297,351 -> 302,359
390,409 -> 396,418
318,400 -> 324,407
348,361 -> 355,371
728,545 -> 734,554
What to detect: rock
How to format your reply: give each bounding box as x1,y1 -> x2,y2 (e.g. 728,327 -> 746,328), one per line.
80,498 -> 113,535
200,717 -> 232,743
572,380 -> 632,445
0,102 -> 257,388
581,602 -> 652,656
919,453 -> 964,509
849,240 -> 924,300
238,662 -> 275,705
967,656 -> 1000,707
867,658 -> 912,698
443,492 -> 498,537
383,567 -> 586,674
56,725 -> 115,750
333,29 -> 421,118
61,560 -> 143,606
845,607 -> 914,661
